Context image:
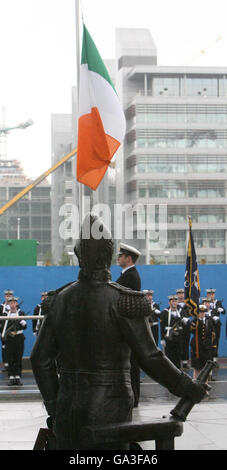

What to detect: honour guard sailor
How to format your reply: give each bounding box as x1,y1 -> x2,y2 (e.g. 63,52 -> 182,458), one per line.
116,242 -> 141,407
1,296 -> 27,386
33,292 -> 48,336
160,295 -> 184,369
0,289 -> 14,372
206,288 -> 225,366
190,304 -> 216,381
176,288 -> 191,369
143,290 -> 160,345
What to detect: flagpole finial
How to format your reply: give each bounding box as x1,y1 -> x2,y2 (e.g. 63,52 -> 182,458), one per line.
188,215 -> 192,227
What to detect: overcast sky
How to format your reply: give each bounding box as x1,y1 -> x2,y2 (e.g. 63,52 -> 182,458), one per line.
1,0 -> 227,179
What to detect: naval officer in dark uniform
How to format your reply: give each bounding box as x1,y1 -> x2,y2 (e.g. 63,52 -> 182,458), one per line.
116,243 -> 141,407
116,243 -> 141,291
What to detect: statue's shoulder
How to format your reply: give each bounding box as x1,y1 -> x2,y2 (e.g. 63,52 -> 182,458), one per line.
41,281 -> 78,315
108,281 -> 150,319
108,281 -> 143,295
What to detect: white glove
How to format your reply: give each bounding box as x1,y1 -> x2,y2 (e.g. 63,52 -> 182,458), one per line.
182,317 -> 189,325
20,320 -> 26,327
161,340 -> 166,347
218,308 -> 224,313
213,316 -> 219,322
154,309 -> 160,315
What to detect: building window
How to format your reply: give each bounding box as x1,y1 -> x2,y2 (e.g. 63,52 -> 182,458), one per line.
139,188 -> 146,198
152,77 -> 180,96
167,230 -> 186,248
185,77 -> 218,96
193,230 -> 225,248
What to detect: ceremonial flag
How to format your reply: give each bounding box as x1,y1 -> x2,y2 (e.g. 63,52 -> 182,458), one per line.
77,23 -> 126,190
184,217 -> 200,358
184,217 -> 200,316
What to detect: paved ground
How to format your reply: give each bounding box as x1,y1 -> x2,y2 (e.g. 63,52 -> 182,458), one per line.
0,358 -> 227,450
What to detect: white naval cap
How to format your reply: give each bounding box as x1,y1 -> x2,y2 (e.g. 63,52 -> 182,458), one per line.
168,295 -> 178,300
118,243 -> 141,257
199,304 -> 208,312
8,296 -> 19,302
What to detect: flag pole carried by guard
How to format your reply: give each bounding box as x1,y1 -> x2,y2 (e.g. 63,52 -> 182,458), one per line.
184,216 -> 201,358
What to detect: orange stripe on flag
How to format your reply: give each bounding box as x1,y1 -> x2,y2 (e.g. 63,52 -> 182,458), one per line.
77,107 -> 120,190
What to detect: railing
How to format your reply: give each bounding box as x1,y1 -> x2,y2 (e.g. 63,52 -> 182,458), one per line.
0,316 -> 44,320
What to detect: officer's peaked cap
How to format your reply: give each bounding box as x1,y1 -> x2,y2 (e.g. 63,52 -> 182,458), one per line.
118,243 -> 141,258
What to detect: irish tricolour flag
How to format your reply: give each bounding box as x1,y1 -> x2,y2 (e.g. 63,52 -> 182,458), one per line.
77,23 -> 126,190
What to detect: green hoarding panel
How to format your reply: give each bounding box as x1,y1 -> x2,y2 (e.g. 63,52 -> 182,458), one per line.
0,240 -> 37,266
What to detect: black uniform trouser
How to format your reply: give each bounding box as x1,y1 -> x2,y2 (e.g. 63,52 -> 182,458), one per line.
165,340 -> 181,370
181,326 -> 191,362
5,334 -> 24,377
213,321 -> 221,356
151,324 -> 159,345
1,339 -> 7,364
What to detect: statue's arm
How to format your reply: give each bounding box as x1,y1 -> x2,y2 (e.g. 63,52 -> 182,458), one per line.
117,294 -> 206,403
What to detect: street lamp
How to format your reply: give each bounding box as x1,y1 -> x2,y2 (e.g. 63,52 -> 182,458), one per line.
0,117 -> 33,160
17,217 -> 21,240
164,250 -> 170,264
68,251 -> 74,266
0,118 -> 33,134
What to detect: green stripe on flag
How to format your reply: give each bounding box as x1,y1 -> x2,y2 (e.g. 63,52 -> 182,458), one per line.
81,23 -> 116,93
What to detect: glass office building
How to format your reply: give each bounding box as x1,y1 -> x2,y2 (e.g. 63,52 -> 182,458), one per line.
115,28 -> 227,264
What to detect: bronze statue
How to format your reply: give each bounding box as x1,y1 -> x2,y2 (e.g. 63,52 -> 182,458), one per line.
31,213 -> 207,450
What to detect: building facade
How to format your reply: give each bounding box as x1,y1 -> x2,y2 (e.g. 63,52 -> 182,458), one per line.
0,159 -> 51,264
115,28 -> 227,264
51,113 -> 74,265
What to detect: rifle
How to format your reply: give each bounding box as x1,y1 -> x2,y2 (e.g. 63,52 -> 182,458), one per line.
148,302 -> 161,326
1,311 -> 29,340
164,316 -> 184,342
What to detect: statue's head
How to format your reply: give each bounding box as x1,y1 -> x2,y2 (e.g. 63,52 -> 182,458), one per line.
74,212 -> 114,281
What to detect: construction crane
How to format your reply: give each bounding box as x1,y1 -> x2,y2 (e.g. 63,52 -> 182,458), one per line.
188,36 -> 222,64
0,147 -> 77,216
199,36 -> 222,56
0,118 -> 33,133
0,108 -> 33,160
0,107 -> 77,216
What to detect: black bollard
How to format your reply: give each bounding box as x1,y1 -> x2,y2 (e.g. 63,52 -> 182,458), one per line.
170,360 -> 215,421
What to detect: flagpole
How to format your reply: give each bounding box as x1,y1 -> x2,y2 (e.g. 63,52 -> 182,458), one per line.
187,215 -> 200,359
75,0 -> 84,230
